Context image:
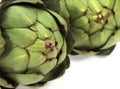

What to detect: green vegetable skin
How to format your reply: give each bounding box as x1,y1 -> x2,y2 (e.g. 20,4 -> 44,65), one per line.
0,0 -> 70,89
43,0 -> 120,55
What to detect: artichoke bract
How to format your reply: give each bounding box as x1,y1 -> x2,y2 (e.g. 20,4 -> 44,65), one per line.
0,30 -> 5,56
0,0 -> 69,89
43,0 -> 120,55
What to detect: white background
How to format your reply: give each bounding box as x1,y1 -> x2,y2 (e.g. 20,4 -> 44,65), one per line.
17,42 -> 120,89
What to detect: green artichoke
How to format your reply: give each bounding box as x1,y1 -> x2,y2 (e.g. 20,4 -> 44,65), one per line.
0,0 -> 69,89
43,0 -> 120,55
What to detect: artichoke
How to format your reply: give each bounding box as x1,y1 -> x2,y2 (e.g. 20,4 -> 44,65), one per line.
0,0 -> 69,89
43,0 -> 120,55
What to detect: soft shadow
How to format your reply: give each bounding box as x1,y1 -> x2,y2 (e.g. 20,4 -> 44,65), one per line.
69,54 -> 109,62
69,54 -> 93,61
17,82 -> 51,89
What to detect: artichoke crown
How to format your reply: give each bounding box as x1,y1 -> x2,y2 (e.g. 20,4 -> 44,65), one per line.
0,0 -> 69,89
